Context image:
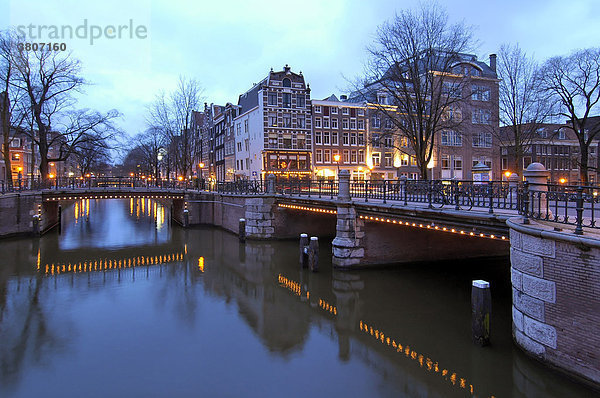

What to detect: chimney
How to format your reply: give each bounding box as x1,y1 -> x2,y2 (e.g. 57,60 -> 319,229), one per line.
489,54 -> 497,72
340,95 -> 348,101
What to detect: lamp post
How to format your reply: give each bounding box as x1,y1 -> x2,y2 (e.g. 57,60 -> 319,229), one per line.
333,154 -> 341,178
199,162 -> 205,190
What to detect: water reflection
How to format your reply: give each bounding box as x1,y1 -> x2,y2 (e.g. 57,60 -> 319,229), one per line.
0,199 -> 596,397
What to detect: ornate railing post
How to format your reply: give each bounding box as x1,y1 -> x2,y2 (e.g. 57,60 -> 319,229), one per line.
427,180 -> 433,209
364,180 -> 369,203
508,173 -> 519,209
382,180 -> 387,204
575,186 -> 584,235
487,181 -> 494,214
401,176 -> 408,206
522,181 -> 530,224
454,180 -> 460,210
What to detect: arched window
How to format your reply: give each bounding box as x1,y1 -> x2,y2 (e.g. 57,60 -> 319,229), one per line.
282,78 -> 291,87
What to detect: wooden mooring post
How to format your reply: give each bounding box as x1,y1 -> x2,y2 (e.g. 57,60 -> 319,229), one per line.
299,233 -> 308,268
471,280 -> 491,346
239,218 -> 246,243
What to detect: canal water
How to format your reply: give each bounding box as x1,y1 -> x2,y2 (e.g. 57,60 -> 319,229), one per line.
0,199 -> 596,398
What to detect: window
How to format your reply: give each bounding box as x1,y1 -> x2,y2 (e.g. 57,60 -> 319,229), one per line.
471,85 -> 490,101
377,94 -> 388,105
342,119 -> 349,129
401,154 -> 409,166
558,129 -> 566,140
358,150 -> 365,163
297,116 -> 305,128
283,114 -> 291,128
331,118 -> 338,129
343,150 -> 350,163
9,138 -> 21,148
350,119 -> 357,130
443,106 -> 462,122
268,92 -> 277,106
357,119 -> 364,130
324,149 -> 331,163
441,130 -> 462,146
385,152 -> 393,167
282,78 -> 291,87
296,95 -> 305,108
350,133 -> 357,146
268,114 -> 277,127
315,117 -> 321,128
400,137 -> 408,147
323,118 -> 330,128
372,152 -> 381,167
472,131 -> 492,148
441,154 -> 450,170
384,136 -> 392,147
453,156 -> 463,170
501,157 -> 508,170
323,131 -> 330,145
523,156 -> 532,169
358,109 -> 365,116
282,93 -> 291,108
11,153 -> 20,161
331,132 -> 338,145
283,137 -> 292,148
314,105 -> 322,113
316,149 -> 323,163
342,108 -> 349,115
472,109 -> 491,125
384,118 -> 392,129
244,120 -> 249,133
373,117 -> 381,128
342,133 -> 349,145
297,136 -> 305,149
358,133 -> 365,145
331,107 -> 338,114
315,131 -> 322,145
442,82 -> 461,98
351,150 -> 357,163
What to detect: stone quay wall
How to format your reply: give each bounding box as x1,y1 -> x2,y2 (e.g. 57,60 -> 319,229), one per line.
508,218 -> 600,386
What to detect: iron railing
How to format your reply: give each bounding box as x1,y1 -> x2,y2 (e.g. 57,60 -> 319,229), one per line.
3,176 -> 599,234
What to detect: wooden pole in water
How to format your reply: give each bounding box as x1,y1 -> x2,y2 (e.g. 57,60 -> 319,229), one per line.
299,233 -> 308,268
239,218 -> 246,243
472,280 -> 491,346
308,237 -> 319,272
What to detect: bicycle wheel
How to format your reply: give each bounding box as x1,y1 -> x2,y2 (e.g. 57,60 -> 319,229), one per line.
431,190 -> 446,209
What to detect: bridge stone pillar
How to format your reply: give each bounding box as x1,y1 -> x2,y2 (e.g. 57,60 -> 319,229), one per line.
332,171 -> 364,268
244,197 -> 275,239
523,163 -> 550,218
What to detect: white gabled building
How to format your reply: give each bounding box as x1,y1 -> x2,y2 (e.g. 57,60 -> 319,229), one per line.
234,65 -> 313,180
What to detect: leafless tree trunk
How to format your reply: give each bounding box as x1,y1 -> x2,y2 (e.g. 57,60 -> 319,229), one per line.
540,48 -> 600,184
496,44 -> 552,173
356,2 -> 475,180
11,47 -> 121,183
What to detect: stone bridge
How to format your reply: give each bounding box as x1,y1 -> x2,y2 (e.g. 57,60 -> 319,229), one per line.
0,170 -> 598,387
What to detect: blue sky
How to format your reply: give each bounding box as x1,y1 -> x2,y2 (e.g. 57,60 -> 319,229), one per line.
2,0 -> 599,137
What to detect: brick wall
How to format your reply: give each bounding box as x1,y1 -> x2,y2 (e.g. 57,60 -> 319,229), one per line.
509,219 -> 600,386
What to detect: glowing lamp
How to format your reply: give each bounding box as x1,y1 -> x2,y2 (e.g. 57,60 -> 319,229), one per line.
177,176 -> 184,181
504,171 -> 512,178
559,178 -> 567,184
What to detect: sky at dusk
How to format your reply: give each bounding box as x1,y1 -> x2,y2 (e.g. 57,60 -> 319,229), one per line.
2,0 -> 599,142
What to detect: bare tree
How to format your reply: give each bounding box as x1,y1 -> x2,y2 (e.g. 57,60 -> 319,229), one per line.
11,47 -> 121,182
355,2 -> 475,179
71,132 -> 112,177
540,48 -> 600,184
496,44 -> 552,172
0,30 -> 29,186
146,77 -> 203,179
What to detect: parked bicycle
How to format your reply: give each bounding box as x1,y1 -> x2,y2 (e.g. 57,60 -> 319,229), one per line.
430,181 -> 474,210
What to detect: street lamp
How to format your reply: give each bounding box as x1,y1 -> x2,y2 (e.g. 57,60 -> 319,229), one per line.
199,162 -> 205,190
333,153 -> 341,177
